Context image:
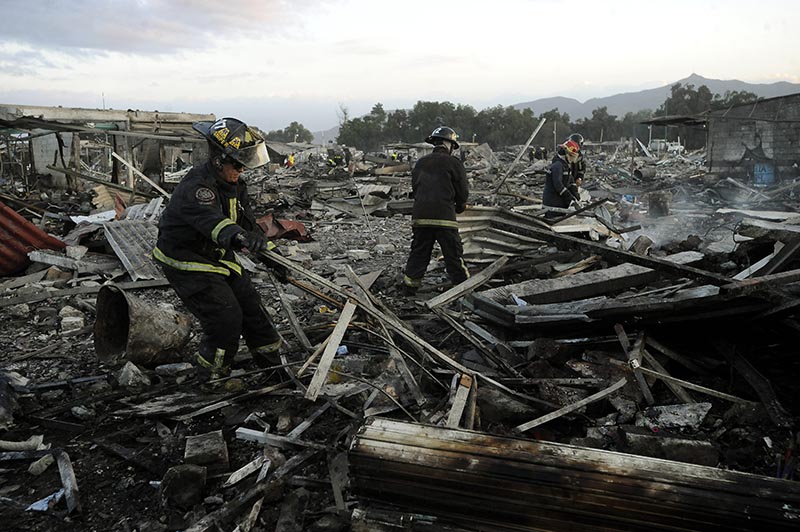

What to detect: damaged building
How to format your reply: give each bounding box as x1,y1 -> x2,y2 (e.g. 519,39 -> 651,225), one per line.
707,92 -> 800,186
1,101 -> 800,531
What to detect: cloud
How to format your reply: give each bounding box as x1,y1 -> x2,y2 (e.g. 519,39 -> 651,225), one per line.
0,0 -> 317,54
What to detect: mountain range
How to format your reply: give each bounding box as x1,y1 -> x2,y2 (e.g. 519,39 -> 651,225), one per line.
312,74 -> 800,142
511,73 -> 800,120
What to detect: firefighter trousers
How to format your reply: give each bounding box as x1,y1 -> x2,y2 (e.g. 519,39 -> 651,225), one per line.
162,266 -> 281,369
403,226 -> 469,287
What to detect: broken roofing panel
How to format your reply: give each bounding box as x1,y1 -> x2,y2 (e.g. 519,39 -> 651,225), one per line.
103,219 -> 164,281
0,200 -> 65,276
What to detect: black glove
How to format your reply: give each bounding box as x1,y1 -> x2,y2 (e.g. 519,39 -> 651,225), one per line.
242,230 -> 267,255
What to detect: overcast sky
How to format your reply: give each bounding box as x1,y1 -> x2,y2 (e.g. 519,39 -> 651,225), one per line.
0,0 -> 797,132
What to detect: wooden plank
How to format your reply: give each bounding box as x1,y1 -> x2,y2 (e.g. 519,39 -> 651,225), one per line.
223,455 -> 267,488
235,428 -> 327,450
493,117 -> 547,193
645,336 -> 708,374
425,256 -> 509,310
0,278 -> 170,308
261,248 -> 550,410
112,150 -> 171,198
351,418 -> 800,532
270,272 -> 313,352
345,266 -> 427,406
479,263 -> 659,306
753,238 -> 800,276
286,402 -> 331,439
464,375 -> 478,430
609,360 -> 753,404
304,300 -> 358,401
615,326 -> 654,405
296,336 -> 331,378
641,349 -> 694,403
733,242 -> 785,280
328,451 -> 348,511
185,449 -> 319,532
55,451 -> 81,514
445,374 -> 473,428
171,382 -> 290,421
515,378 -> 627,433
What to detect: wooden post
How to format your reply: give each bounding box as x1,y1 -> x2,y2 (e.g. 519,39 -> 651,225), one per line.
493,118 -> 547,193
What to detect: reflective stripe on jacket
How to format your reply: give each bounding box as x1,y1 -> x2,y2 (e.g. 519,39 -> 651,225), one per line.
154,161 -> 256,275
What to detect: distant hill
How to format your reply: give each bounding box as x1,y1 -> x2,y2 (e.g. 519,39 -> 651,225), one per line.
512,73 -> 800,120
313,74 -> 800,142
312,124 -> 340,145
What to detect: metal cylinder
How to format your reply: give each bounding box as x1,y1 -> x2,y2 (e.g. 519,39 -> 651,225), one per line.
93,284 -> 191,367
634,167 -> 657,179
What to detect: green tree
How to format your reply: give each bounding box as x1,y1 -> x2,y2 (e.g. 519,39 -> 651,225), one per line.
654,83 -> 714,149
711,90 -> 759,110
537,109 -> 573,150
265,121 -> 313,143
577,106 -> 619,144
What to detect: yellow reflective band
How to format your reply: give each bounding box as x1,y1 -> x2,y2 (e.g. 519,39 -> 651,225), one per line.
229,198 -> 238,223
197,354 -> 213,368
459,259 -> 470,279
211,218 -> 235,244
214,348 -> 225,369
219,259 -> 242,276
403,275 -> 422,288
266,241 -> 277,251
153,247 -> 231,276
412,218 -> 459,228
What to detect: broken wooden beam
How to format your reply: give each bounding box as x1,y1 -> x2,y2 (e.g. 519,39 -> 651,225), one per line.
445,374 -> 473,428
425,256 -> 509,310
350,418 -> 800,531
304,300 -> 357,401
515,378 -> 627,433
615,326 -> 654,405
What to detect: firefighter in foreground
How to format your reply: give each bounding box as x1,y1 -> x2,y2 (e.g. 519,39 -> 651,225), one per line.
402,126 -> 470,293
154,117 -> 286,379
542,138 -> 582,218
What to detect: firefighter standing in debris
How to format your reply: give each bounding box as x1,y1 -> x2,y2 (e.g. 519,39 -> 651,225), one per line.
567,132 -> 586,188
542,138 -> 582,218
154,117 -> 287,379
402,126 -> 470,293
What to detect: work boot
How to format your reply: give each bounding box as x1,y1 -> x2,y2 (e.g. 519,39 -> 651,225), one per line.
196,348 -> 232,385
251,342 -> 282,369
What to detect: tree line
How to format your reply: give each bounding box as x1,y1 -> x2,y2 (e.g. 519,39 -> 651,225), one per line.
268,83 -> 758,152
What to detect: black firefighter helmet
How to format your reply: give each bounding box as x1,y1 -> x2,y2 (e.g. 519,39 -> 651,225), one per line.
193,117 -> 270,169
425,126 -> 460,150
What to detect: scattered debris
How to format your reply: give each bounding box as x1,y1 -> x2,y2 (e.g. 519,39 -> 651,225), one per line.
1,109 -> 800,531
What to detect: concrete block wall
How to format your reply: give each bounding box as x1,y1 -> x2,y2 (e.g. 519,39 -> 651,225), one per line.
709,94 -> 800,181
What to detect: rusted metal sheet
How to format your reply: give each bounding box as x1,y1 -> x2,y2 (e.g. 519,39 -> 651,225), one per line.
349,418 -> 800,531
0,200 -> 65,276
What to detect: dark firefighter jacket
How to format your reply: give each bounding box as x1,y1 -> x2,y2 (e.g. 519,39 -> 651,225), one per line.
410,146 -> 469,229
543,156 -> 578,209
154,161 -> 256,276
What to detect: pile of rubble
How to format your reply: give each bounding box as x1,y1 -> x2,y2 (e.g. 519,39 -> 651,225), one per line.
1,141 -> 800,531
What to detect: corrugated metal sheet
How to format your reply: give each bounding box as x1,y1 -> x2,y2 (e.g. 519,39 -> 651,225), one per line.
103,219 -> 164,281
0,200 -> 65,276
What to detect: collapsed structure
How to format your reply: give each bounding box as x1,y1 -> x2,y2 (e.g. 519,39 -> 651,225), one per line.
1,101 -> 800,531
